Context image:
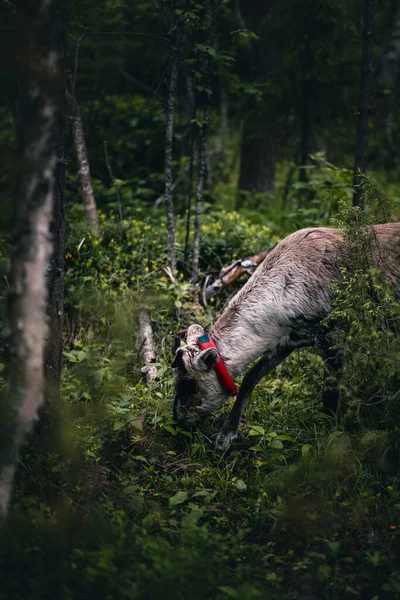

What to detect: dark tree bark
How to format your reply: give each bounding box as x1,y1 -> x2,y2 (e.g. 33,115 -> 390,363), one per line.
38,118 -> 67,444
191,115 -> 208,280
183,74 -> 197,265
34,2 -> 68,446
298,89 -> 311,187
380,1 -> 400,155
238,111 -> 277,202
0,0 -> 62,517
164,9 -> 180,274
353,0 -> 375,209
191,0 -> 219,280
235,0 -> 283,206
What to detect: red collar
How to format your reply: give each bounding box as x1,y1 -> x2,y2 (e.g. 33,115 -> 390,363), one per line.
197,334 -> 238,397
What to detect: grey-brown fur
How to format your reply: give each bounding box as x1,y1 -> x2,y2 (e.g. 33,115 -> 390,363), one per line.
173,224 -> 400,450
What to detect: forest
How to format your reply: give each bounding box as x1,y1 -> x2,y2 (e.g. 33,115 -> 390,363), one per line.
1,0 -> 400,597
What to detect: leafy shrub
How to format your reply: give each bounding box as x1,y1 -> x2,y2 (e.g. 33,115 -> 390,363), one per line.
327,185 -> 400,434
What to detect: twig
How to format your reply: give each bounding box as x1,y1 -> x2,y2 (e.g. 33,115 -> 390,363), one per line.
72,28 -> 88,93
137,306 -> 158,384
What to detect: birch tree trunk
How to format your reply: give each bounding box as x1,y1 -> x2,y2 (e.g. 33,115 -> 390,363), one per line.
0,0 -> 62,518
353,0 -> 375,209
164,11 -> 180,274
71,97 -> 100,235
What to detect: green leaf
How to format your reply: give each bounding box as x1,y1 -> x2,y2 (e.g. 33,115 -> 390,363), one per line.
302,444 -> 312,456
234,479 -> 247,491
269,439 -> 283,450
169,491 -> 189,507
248,425 -> 265,436
113,420 -> 125,431
275,434 -> 295,442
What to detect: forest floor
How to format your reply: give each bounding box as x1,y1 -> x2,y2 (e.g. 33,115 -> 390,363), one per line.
1,210 -> 400,600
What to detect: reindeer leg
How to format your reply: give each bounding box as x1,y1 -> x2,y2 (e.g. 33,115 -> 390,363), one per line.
215,345 -> 294,452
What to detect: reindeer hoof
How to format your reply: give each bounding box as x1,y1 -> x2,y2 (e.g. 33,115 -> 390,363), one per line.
214,430 -> 237,452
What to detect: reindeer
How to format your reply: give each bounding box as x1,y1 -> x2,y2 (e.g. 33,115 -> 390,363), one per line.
172,224 -> 400,451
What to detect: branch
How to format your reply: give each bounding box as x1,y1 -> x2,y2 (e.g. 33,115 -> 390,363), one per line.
202,248 -> 272,303
119,69 -> 156,95
137,307 -> 158,384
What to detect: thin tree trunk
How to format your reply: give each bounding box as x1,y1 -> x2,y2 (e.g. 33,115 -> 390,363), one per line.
165,11 -> 180,274
0,0 -> 62,518
71,97 -> 100,234
183,74 -> 197,264
191,0 -> 219,280
353,0 -> 375,209
380,2 -> 400,154
191,114 -> 208,280
298,88 -> 310,187
104,141 -> 123,221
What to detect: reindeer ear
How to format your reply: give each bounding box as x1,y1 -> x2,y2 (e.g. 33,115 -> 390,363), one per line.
187,324 -> 205,345
171,348 -> 185,369
193,347 -> 219,371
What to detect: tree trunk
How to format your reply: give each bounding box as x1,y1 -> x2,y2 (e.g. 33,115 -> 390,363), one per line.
164,11 -> 180,274
191,0 -> 219,279
298,88 -> 311,186
238,111 -> 277,205
191,115 -> 208,280
380,2 -> 400,155
71,97 -> 100,235
0,0 -> 62,518
183,74 -> 197,265
37,119 -> 67,444
36,3 -> 68,445
353,0 -> 375,209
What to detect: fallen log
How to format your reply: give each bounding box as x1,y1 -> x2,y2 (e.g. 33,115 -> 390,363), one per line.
137,307 -> 158,383
202,248 -> 273,303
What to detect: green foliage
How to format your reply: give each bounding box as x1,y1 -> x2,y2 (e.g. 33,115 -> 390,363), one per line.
3,176 -> 400,598
286,153 -> 354,229
326,184 -> 400,433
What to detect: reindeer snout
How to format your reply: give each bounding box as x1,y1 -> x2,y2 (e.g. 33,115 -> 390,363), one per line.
173,377 -> 200,429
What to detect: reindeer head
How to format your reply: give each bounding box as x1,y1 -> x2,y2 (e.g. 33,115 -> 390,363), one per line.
172,324 -> 231,425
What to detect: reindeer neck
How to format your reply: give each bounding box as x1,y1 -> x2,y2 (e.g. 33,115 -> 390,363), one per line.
211,313 -> 272,378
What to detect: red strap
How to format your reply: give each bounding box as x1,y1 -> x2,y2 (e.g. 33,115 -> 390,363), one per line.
197,335 -> 238,397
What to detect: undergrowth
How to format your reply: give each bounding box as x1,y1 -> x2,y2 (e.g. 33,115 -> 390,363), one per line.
1,177 -> 400,599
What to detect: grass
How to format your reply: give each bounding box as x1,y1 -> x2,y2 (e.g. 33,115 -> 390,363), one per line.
1,285 -> 399,600
2,189 -> 400,599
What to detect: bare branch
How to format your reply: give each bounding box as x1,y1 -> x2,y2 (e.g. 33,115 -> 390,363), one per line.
137,307 -> 158,384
